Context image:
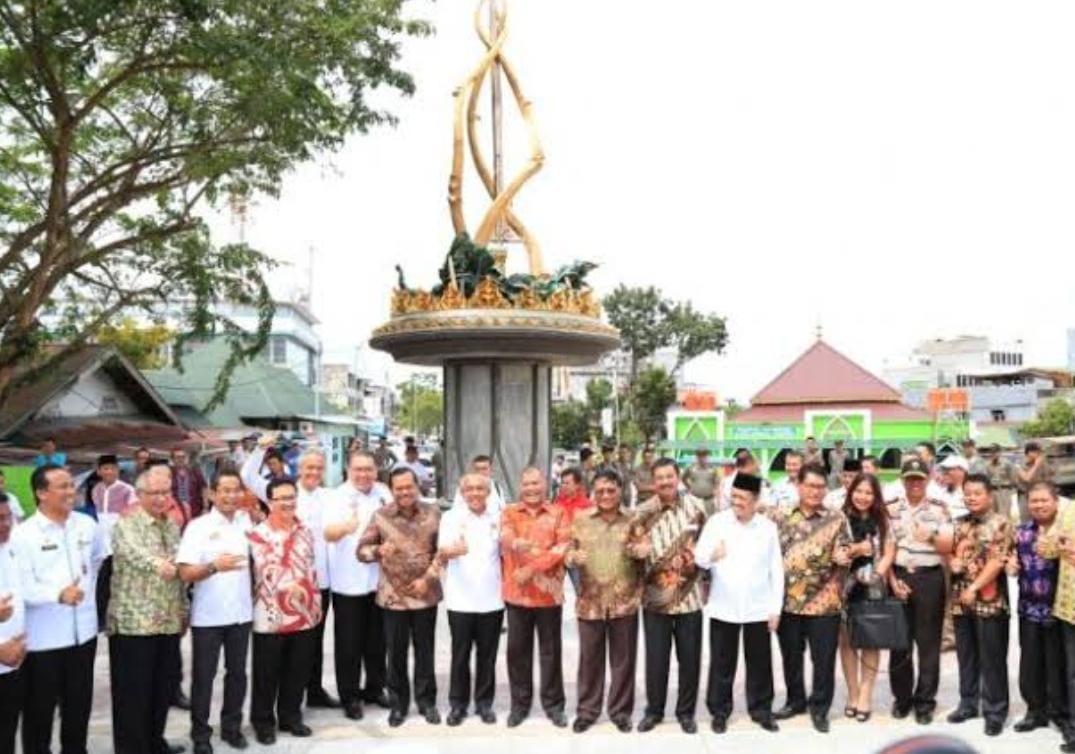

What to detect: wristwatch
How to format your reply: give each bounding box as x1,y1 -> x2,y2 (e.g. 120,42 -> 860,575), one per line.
207,562 -> 218,576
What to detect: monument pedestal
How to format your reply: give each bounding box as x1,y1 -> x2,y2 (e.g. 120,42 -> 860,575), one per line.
370,308 -> 618,500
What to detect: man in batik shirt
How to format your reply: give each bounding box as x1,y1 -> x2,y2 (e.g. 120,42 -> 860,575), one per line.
634,458 -> 708,735
769,463 -> 851,734
946,474 -> 1013,737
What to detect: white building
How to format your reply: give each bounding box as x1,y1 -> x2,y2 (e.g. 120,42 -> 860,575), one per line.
553,347 -> 683,404
1067,328 -> 1075,371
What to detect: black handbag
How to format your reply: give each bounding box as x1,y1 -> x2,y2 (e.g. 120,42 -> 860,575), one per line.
846,589 -> 909,651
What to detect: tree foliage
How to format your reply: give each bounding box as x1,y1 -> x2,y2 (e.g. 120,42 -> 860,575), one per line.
603,285 -> 728,382
396,380 -> 443,437
551,399 -> 589,449
1022,398 -> 1075,438
0,0 -> 429,406
585,377 -> 613,415
96,316 -> 172,369
631,365 -> 677,441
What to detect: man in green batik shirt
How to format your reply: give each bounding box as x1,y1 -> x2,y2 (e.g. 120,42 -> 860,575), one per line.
107,467 -> 187,754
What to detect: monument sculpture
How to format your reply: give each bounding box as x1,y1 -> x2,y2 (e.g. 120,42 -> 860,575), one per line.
370,0 -> 620,499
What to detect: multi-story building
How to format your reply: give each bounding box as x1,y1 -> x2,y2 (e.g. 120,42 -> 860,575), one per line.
552,346 -> 682,404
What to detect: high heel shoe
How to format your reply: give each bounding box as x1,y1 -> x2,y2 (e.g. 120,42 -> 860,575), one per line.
844,705 -> 857,719
855,710 -> 871,723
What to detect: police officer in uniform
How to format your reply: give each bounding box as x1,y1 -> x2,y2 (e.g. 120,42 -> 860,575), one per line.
887,458 -> 954,725
632,447 -> 657,508
683,448 -> 720,515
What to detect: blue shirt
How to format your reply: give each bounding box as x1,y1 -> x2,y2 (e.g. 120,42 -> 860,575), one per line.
1015,520 -> 1060,623
34,452 -> 67,468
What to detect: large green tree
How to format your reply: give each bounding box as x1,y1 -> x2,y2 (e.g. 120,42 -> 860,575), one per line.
631,365 -> 677,441
0,1 -> 428,406
1022,398 -> 1075,438
396,380 -> 442,437
551,399 -> 589,449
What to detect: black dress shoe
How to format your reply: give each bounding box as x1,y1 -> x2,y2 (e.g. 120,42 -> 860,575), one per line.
1014,716 -> 1047,732
612,718 -> 632,733
220,730 -> 248,750
573,718 -> 594,733
306,689 -> 341,709
1061,738 -> 1075,753
254,729 -> 275,746
985,720 -> 1004,737
637,715 -> 662,732
344,700 -> 364,720
891,702 -> 912,719
757,717 -> 779,732
279,722 -> 312,737
172,689 -> 192,710
193,743 -> 213,754
811,713 -> 829,733
388,710 -> 406,727
364,690 -> 393,709
773,704 -> 806,721
421,707 -> 441,725
478,707 -> 497,724
711,717 -> 727,734
507,710 -> 527,728
915,710 -> 933,725
946,708 -> 977,724
447,708 -> 466,727
548,710 -> 568,728
678,717 -> 697,734
165,744 -> 186,754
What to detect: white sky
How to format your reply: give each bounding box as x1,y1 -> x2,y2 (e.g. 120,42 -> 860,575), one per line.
206,0 -> 1075,403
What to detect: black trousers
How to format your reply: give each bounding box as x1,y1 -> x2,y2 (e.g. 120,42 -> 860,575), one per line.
251,629 -> 316,732
332,592 -> 386,706
0,668 -> 24,754
447,609 -> 503,712
21,638 -> 97,754
1059,621 -> 1075,729
889,566 -> 946,713
707,619 -> 774,722
95,556 -> 112,628
110,634 -> 182,754
1019,618 -> 1067,723
777,613 -> 840,717
506,604 -> 565,715
953,614 -> 1009,723
191,623 -> 251,743
307,588 -> 331,696
577,613 -> 638,723
642,608 -> 702,720
384,606 -> 438,713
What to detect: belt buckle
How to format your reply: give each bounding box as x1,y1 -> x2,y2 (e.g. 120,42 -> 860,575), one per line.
904,564 -> 917,574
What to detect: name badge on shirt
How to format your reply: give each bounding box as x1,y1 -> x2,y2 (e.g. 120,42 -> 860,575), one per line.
40,542 -> 58,552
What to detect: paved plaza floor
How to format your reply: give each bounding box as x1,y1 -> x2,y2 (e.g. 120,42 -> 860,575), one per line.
79,579 -> 1059,753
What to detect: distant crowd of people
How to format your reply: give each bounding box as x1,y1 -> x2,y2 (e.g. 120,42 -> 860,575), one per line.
0,435 -> 1070,754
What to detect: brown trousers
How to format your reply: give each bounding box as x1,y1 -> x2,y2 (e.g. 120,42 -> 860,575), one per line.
576,613 -> 639,723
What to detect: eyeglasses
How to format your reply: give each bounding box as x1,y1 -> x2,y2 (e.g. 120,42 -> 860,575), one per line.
142,490 -> 171,499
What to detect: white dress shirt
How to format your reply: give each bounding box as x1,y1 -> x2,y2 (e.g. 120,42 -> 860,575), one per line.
10,511 -> 109,651
240,447 -> 272,503
0,541 -> 26,675
3,491 -> 23,522
297,484 -> 331,590
176,508 -> 254,628
323,481 -> 392,596
769,479 -> 799,510
438,504 -> 504,613
695,509 -> 784,624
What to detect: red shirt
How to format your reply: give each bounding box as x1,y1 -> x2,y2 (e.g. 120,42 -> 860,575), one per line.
554,492 -> 593,524
500,502 -> 570,608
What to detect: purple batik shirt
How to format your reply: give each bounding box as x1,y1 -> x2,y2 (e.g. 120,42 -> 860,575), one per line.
1016,520 -> 1060,623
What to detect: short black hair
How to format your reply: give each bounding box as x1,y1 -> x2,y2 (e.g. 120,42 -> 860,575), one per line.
592,469 -> 623,487
266,477 -> 297,500
580,448 -> 594,462
211,469 -> 243,491
861,454 -> 879,465
560,467 -> 584,485
734,449 -> 755,469
389,466 -> 419,489
917,441 -> 936,456
963,473 -> 993,493
784,450 -> 804,462
31,463 -> 65,501
652,457 -> 679,475
798,463 -> 827,485
471,454 -> 492,465
1025,441 -> 1042,453
0,492 -> 8,506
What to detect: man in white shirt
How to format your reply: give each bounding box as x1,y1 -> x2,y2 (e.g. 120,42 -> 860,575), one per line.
178,469 -> 255,754
451,455 -> 505,514
769,451 -> 802,511
695,472 -> 783,735
10,464 -> 109,754
439,473 -> 504,726
292,448 -> 339,710
323,450 -> 392,719
0,494 -> 27,754
822,458 -> 861,512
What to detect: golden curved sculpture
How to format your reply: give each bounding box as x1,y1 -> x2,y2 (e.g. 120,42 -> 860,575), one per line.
448,0 -> 546,275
